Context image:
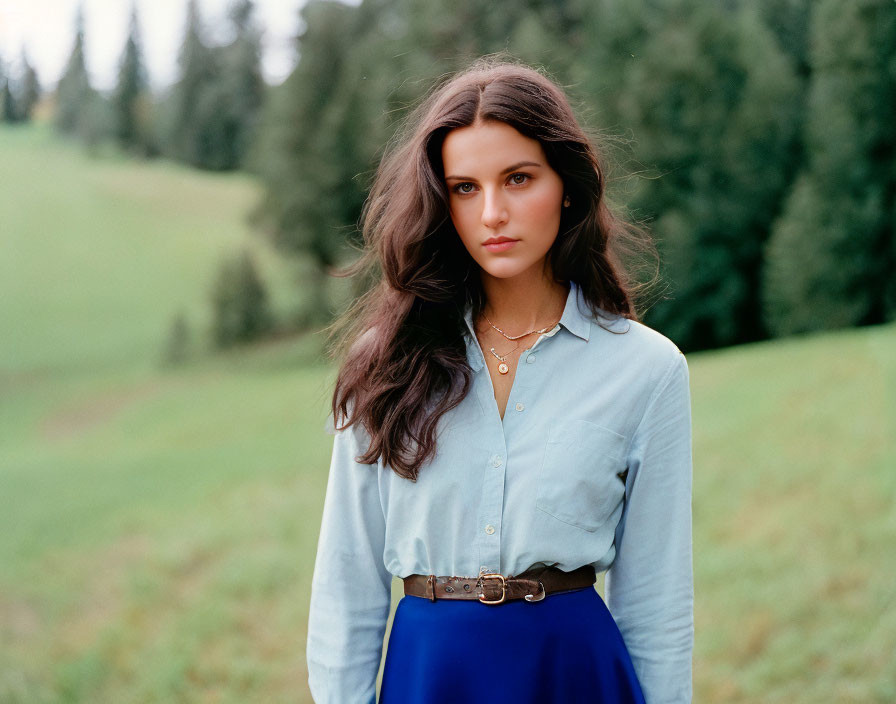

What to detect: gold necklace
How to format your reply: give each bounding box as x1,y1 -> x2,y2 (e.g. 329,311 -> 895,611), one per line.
483,312 -> 560,341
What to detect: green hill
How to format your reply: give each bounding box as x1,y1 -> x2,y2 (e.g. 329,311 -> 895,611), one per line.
0,124 -> 303,375
1,124 -> 893,703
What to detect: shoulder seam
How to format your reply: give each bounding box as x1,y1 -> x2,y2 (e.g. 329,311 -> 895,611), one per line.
624,350 -> 685,459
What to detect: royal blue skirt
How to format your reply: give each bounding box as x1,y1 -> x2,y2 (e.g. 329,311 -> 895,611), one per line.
379,586 -> 646,703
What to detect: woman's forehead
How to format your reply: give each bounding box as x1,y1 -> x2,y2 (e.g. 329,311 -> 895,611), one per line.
442,121 -> 547,177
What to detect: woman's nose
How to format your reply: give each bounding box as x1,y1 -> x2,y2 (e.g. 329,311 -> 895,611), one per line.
480,189 -> 508,228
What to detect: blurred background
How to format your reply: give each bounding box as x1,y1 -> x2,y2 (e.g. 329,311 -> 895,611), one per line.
1,0 -> 894,701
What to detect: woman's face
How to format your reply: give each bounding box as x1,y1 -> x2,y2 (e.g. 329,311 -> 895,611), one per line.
441,119 -> 565,283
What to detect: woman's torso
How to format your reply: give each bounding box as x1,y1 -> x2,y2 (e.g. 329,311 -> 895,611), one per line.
372,280 -> 683,580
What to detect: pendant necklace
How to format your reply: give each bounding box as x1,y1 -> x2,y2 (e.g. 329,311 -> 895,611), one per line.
478,304 -> 562,375
481,312 -> 561,374
488,342 -> 521,375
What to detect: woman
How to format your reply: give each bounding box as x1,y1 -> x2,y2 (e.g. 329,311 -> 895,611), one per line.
306,57 -> 693,704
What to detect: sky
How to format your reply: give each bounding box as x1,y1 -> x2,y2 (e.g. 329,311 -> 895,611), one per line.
0,0 -> 320,91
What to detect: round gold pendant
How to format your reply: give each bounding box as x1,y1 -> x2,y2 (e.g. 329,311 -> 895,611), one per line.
497,362 -> 509,374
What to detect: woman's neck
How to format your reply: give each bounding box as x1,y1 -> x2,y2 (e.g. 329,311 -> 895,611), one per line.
478,273 -> 569,337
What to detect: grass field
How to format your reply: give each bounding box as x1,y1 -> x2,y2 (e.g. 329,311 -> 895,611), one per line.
1,124 -> 894,703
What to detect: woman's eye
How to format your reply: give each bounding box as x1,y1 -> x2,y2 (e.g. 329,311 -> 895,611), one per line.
454,183 -> 475,194
509,173 -> 530,185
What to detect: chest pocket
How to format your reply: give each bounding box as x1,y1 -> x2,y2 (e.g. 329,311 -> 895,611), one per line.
535,419 -> 628,533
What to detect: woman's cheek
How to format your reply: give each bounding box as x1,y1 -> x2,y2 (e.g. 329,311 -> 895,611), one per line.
525,187 -> 563,229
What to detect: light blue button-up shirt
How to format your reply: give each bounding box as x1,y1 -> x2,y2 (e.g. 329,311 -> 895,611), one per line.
307,280 -> 694,703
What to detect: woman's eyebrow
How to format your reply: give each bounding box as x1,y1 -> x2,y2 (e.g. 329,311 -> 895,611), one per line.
445,160 -> 543,181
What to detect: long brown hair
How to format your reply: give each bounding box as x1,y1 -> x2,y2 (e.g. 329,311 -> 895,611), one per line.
325,55 -> 658,481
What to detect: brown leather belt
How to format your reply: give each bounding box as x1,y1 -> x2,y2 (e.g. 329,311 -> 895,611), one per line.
403,564 -> 596,605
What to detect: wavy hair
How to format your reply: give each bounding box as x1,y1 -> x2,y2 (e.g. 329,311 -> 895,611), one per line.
325,56 -> 658,480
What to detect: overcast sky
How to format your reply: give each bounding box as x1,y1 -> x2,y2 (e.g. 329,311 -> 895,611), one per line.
0,0 -> 325,91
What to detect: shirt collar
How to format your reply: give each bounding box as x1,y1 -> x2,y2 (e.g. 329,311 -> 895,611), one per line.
463,280 -> 592,371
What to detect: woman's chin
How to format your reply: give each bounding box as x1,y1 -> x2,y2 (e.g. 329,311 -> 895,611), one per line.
477,260 -> 549,283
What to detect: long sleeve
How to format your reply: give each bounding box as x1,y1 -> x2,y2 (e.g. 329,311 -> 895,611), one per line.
606,351 -> 694,703
306,412 -> 393,704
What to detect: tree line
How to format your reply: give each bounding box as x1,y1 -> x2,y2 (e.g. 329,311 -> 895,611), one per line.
44,0 -> 265,167
5,0 -> 895,354
253,0 -> 895,352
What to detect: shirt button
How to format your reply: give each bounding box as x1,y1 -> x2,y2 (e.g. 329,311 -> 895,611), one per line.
526,355 -> 536,363
515,402 -> 524,411
492,455 -> 503,467
485,524 -> 495,535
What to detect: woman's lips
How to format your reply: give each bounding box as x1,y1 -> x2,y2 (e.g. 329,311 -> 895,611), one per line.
483,239 -> 518,252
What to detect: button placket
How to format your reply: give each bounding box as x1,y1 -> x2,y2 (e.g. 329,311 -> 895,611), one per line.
479,442 -> 506,574
503,327 -> 555,427
475,325 -> 560,576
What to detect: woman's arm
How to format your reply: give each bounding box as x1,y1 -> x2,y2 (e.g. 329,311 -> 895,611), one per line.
606,351 -> 694,703
306,412 -> 392,704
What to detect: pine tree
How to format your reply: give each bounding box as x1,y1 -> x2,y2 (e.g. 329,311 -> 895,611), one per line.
762,0 -> 896,335
220,0 -> 265,169
1,73 -> 18,123
182,0 -> 266,171
113,3 -> 149,152
55,4 -> 94,135
166,0 -> 217,165
250,0 -> 362,322
0,57 -> 15,123
18,48 -> 41,121
210,249 -> 274,347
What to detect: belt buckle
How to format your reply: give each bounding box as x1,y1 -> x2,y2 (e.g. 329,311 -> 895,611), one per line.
477,573 -> 507,605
